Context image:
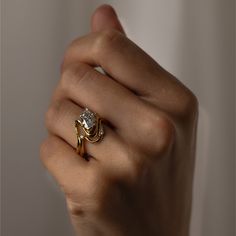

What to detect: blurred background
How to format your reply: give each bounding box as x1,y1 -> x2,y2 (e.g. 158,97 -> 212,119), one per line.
1,0 -> 235,235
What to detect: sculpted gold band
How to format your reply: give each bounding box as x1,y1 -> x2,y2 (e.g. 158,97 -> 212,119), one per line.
75,108 -> 104,157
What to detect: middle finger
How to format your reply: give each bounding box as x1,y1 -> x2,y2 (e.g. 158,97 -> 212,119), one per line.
55,62 -> 145,135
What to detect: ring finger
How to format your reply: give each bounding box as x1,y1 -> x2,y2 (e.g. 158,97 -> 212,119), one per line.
45,98 -> 126,163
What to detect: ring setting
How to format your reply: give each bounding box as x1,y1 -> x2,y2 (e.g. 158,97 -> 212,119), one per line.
75,108 -> 104,158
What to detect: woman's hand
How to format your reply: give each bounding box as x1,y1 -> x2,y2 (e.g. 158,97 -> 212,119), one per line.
40,5 -> 198,236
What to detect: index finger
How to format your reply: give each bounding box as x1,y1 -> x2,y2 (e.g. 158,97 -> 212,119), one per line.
62,29 -> 164,96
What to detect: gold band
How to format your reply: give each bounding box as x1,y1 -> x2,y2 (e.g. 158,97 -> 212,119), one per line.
75,108 -> 104,158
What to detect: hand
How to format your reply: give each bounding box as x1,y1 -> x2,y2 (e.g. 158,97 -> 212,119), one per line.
40,5 -> 198,236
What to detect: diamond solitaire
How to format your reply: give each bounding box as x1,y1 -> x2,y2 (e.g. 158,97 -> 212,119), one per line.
80,108 -> 96,129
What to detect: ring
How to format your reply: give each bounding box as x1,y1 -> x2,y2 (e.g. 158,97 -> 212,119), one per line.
75,108 -> 104,158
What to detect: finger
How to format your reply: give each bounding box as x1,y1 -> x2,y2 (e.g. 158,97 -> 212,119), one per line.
56,63 -> 145,133
40,135 -> 91,194
45,99 -> 126,163
62,29 -> 163,96
91,4 -> 125,34
47,96 -> 174,160
54,63 -> 174,155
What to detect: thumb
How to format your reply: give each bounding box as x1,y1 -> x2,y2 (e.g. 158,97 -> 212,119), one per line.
91,4 -> 125,34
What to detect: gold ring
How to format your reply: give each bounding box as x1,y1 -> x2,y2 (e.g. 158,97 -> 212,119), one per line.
75,108 -> 104,158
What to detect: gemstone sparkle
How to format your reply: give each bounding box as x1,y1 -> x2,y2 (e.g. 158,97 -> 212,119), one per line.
80,108 -> 96,129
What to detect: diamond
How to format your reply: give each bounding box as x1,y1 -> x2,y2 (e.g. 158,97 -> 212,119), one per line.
80,108 -> 96,129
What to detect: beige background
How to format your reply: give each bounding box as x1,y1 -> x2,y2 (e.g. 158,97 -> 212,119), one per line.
1,0 -> 235,235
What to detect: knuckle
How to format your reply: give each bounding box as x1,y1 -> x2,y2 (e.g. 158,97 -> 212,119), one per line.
45,99 -> 72,132
156,116 -> 175,154
177,90 -> 199,120
62,37 -> 81,66
60,64 -> 95,94
66,199 -> 85,218
145,111 -> 175,155
65,185 -> 93,218
45,101 -> 60,130
93,29 -> 122,56
64,168 -> 105,210
60,64 -> 78,92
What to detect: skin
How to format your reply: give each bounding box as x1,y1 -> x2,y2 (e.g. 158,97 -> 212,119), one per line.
40,4 -> 198,236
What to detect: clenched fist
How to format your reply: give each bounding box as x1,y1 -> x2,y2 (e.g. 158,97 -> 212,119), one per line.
40,5 -> 198,236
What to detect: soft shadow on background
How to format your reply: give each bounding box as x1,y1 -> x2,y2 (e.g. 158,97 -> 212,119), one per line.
1,0 -> 235,236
